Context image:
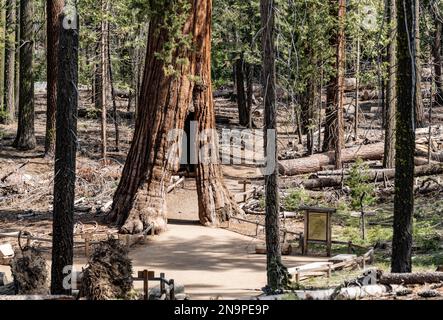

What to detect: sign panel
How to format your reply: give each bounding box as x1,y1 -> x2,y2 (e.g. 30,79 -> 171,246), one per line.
307,212 -> 328,241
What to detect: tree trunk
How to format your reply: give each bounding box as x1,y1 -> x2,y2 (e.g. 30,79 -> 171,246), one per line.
414,0 -> 424,128
246,62 -> 254,127
286,163 -> 443,190
0,1 -> 5,114
235,55 -> 249,126
193,1 -> 240,226
51,7 -> 78,295
1,0 -> 16,124
13,0 -> 35,150
45,0 -> 64,157
107,20 -> 119,152
14,1 -> 19,116
379,272 -> 443,285
260,0 -> 288,292
392,0 -> 416,273
432,7 -> 443,107
100,0 -> 108,161
279,142 -> 385,176
109,0 -> 238,234
335,0 -> 345,169
384,0 -> 397,168
323,0 -> 345,167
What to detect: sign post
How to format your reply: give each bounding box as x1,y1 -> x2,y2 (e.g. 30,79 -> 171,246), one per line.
301,206 -> 336,257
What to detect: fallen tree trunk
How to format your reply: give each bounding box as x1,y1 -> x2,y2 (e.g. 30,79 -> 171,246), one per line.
415,145 -> 443,162
278,143 -> 385,176
287,164 -> 443,190
379,272 -> 443,285
279,142 -> 443,176
256,285 -> 391,300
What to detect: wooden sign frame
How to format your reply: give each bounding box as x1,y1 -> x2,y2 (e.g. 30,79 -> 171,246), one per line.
301,206 -> 336,257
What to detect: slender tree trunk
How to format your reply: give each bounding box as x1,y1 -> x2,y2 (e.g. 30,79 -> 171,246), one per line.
246,62 -> 254,127
45,0 -> 64,157
235,55 -> 249,126
107,23 -> 119,152
432,8 -> 443,107
334,0 -> 345,169
323,0 -> 345,158
414,0 -> 424,128
100,0 -> 108,161
13,0 -> 35,150
51,6 -> 78,295
354,33 -> 360,141
2,0 -> 16,124
384,0 -> 397,169
392,0 -> 416,273
260,0 -> 288,292
0,1 -> 5,113
14,1 -> 19,116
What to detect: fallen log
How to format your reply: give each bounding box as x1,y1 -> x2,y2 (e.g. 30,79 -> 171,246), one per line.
280,142 -> 443,176
287,164 -> 443,190
379,272 -> 443,285
256,285 -> 391,300
278,143 -> 385,176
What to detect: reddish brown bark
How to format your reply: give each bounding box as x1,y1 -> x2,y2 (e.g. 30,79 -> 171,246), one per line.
45,0 -> 64,156
193,0 -> 240,226
109,0 -> 239,234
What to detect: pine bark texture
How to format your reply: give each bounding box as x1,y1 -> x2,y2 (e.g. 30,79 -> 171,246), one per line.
414,0 -> 424,128
51,10 -> 78,294
13,0 -> 35,150
392,0 -> 416,273
2,0 -> 16,124
260,0 -> 287,291
45,0 -> 64,156
384,0 -> 397,168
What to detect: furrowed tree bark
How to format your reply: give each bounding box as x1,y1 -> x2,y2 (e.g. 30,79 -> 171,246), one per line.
100,0 -> 108,162
193,0 -> 241,226
45,0 -> 64,157
379,272 -> 443,285
109,1 -> 204,234
107,22 -> 119,152
13,0 -> 35,150
51,7 -> 78,295
335,0 -> 345,169
384,0 -> 397,169
14,1 -> 19,116
0,1 -> 5,113
432,6 -> 443,107
260,0 -> 288,292
414,0 -> 424,128
1,0 -> 16,124
392,0 -> 416,273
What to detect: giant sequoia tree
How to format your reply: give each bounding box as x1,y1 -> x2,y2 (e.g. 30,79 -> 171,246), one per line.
109,0 -> 239,234
391,0 -> 416,273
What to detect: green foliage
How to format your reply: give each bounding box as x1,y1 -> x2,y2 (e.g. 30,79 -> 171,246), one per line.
414,220 -> 441,252
283,188 -> 312,211
345,158 -> 376,210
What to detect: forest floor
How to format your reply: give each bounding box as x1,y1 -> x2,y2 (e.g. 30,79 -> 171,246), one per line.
1,85 -> 443,299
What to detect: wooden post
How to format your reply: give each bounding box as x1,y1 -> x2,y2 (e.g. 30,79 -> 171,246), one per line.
169,279 -> 175,300
160,272 -> 165,295
82,233 -> 92,258
137,270 -> 149,300
238,180 -> 251,203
